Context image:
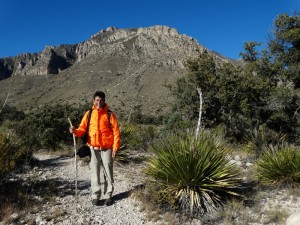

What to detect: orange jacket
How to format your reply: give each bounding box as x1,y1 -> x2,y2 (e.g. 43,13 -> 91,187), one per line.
75,104 -> 120,152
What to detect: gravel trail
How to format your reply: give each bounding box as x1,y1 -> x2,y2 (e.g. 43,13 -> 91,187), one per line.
23,154 -> 150,225
12,153 -> 300,225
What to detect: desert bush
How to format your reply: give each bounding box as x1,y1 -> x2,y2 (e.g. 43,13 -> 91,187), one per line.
0,131 -> 33,178
0,105 -> 25,125
16,104 -> 84,151
145,131 -> 241,216
115,123 -> 136,162
125,104 -> 164,125
163,113 -> 196,132
115,123 -> 159,163
118,123 -> 138,150
136,125 -> 159,149
119,123 -> 159,151
243,126 -> 287,157
256,144 -> 300,185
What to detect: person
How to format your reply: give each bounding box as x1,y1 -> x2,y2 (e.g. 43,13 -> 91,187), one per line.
69,91 -> 120,206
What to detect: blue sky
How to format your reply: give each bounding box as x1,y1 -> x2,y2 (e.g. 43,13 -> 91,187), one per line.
0,0 -> 299,59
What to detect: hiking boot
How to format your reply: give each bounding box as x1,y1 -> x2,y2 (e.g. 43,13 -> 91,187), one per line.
92,199 -> 100,206
104,198 -> 113,206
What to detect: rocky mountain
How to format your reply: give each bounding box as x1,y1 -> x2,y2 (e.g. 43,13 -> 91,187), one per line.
0,25 -> 238,116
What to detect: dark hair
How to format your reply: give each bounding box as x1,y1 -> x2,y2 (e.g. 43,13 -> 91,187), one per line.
93,91 -> 105,99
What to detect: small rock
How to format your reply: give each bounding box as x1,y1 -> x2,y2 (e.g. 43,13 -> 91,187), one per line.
10,213 -> 19,220
286,212 -> 300,225
246,162 -> 253,167
234,155 -> 241,161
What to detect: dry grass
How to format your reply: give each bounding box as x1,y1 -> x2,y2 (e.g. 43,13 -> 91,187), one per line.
0,204 -> 18,224
44,207 -> 67,223
220,199 -> 257,225
0,180 -> 33,222
130,184 -> 166,223
285,183 -> 300,197
130,182 -> 194,224
263,208 -> 288,224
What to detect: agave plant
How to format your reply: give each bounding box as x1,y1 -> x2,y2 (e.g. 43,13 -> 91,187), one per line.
256,144 -> 300,185
146,131 -> 241,215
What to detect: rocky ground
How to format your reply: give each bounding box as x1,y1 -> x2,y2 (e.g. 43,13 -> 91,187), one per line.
15,154 -> 150,225
2,153 -> 201,225
2,153 -> 300,225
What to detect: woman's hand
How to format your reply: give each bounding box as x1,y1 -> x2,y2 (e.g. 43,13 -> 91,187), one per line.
69,126 -> 75,134
112,150 -> 117,159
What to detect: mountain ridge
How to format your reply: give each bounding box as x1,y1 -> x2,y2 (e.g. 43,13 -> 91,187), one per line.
0,25 -> 239,116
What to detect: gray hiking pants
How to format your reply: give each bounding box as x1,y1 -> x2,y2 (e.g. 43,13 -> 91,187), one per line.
90,148 -> 114,200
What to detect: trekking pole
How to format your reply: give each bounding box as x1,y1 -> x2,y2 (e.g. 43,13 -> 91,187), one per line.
68,118 -> 78,213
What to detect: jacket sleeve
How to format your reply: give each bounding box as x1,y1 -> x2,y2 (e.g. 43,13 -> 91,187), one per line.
110,113 -> 121,152
75,111 -> 89,138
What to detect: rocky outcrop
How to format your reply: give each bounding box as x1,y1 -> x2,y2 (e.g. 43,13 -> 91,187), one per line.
0,45 -> 77,78
0,25 -> 215,80
0,57 -> 14,80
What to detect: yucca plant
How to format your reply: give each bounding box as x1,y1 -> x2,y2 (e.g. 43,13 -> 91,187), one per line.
146,131 -> 241,215
256,144 -> 300,185
243,127 -> 287,157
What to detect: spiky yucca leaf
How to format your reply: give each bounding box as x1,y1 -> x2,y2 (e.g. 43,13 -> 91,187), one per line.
256,144 -> 300,185
244,127 -> 286,157
146,131 -> 241,215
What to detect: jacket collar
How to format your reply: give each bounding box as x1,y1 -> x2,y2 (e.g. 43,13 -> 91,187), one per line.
92,103 -> 109,111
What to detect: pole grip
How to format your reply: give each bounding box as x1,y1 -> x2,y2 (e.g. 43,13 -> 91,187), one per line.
68,118 -> 73,127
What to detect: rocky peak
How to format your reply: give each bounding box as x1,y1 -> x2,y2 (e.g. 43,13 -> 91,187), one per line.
75,25 -> 206,68
0,25 -> 231,80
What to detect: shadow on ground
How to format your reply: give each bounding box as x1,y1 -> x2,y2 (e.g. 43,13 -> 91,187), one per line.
32,155 -> 72,168
113,184 -> 145,202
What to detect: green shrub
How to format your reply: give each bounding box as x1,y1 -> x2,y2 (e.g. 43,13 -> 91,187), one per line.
163,113 -> 196,132
116,123 -> 159,163
119,123 -> 159,151
0,131 -> 33,178
243,127 -> 287,157
256,144 -> 300,185
118,123 -> 137,150
0,105 -> 25,125
146,131 -> 241,215
16,104 -> 84,151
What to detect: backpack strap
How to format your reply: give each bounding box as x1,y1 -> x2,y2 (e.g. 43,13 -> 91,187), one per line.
108,109 -> 112,128
82,108 -> 92,144
86,108 -> 93,134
